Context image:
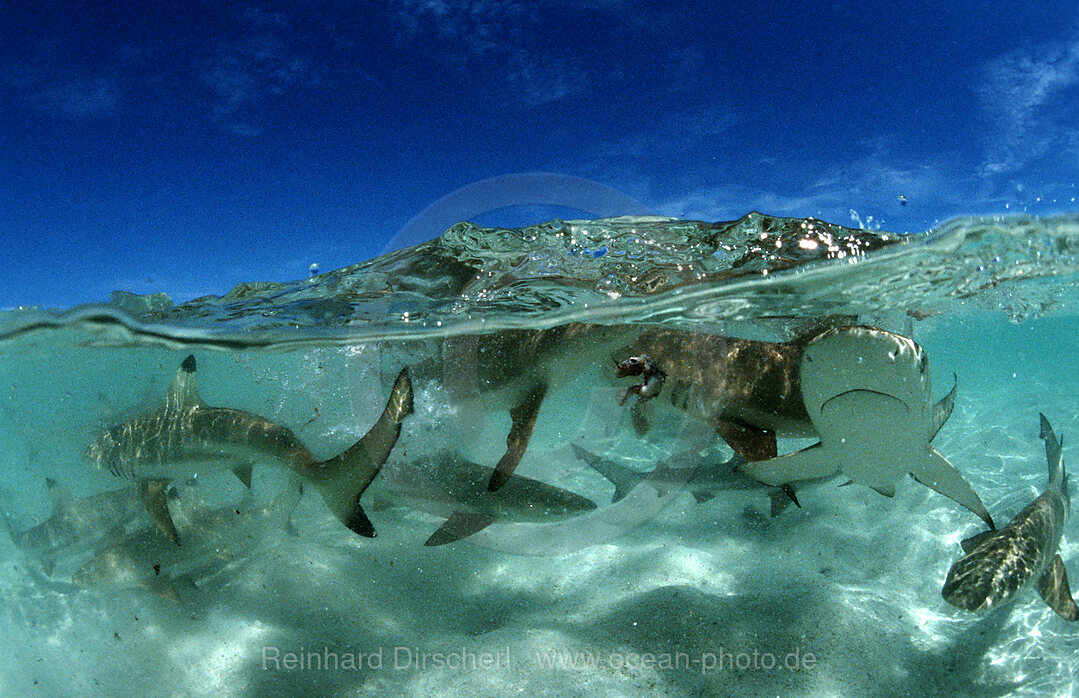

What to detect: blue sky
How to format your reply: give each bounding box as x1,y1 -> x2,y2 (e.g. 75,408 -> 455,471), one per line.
2,1 -> 1078,308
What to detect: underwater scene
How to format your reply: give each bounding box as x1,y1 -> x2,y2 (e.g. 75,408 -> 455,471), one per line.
1,212 -> 1078,697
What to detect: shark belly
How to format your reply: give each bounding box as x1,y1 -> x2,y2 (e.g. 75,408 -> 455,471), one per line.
819,390 -> 919,491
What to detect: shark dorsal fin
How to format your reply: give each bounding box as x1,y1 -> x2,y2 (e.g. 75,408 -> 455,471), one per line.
930,374 -> 958,440
166,354 -> 202,412
45,477 -> 73,514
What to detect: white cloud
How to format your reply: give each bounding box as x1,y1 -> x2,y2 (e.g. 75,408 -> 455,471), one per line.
503,50 -> 588,106
390,0 -> 521,56
197,9 -> 325,135
978,35 -> 1079,175
588,107 -> 739,164
387,0 -> 625,106
646,145 -> 978,229
31,77 -> 122,119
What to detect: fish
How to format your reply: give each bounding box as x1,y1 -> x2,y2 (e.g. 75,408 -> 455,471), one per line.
72,483 -> 300,602
942,414 -> 1077,620
4,479 -> 148,576
570,444 -> 804,517
441,323 -> 638,492
615,354 -> 666,407
442,320 -> 850,492
736,325 -> 994,528
375,451 -> 597,545
85,354 -> 413,543
615,325 -> 822,459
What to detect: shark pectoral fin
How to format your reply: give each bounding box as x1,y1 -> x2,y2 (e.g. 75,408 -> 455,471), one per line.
869,484 -> 896,497
346,502 -> 377,538
739,443 -> 835,487
1037,554 -> 1079,621
231,462 -> 254,489
138,478 -> 180,545
691,489 -> 716,504
911,448 -> 995,529
960,529 -> 997,554
268,474 -> 304,534
630,402 -> 650,436
151,578 -> 192,605
716,420 -> 778,461
930,374 -> 958,440
488,381 -> 548,492
424,511 -> 497,546
769,488 -> 795,517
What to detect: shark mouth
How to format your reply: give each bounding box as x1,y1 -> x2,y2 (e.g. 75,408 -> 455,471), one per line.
819,389 -> 911,415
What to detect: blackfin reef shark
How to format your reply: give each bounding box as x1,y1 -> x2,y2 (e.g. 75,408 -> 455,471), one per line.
376,450 -> 596,545
85,354 -> 413,543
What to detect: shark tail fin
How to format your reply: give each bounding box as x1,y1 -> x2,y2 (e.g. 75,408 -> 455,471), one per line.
572,444 -> 637,503
488,381 -> 547,492
308,368 -> 413,538
1039,414 -> 1064,491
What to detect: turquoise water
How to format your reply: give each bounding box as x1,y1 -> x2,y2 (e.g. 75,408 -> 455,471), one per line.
0,214 -> 1077,696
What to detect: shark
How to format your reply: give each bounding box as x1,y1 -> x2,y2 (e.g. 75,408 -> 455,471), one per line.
440,320 -> 851,493
734,325 -> 994,528
942,414 -> 1077,620
375,451 -> 597,545
71,483 -> 301,602
3,479 -> 149,576
570,444 -> 805,517
440,319 -> 990,530
85,354 -> 413,543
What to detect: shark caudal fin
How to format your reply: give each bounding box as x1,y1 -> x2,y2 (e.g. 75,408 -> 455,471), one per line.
1040,414 -> 1064,492
488,381 -> 548,492
571,444 -> 640,503
307,367 -> 413,538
